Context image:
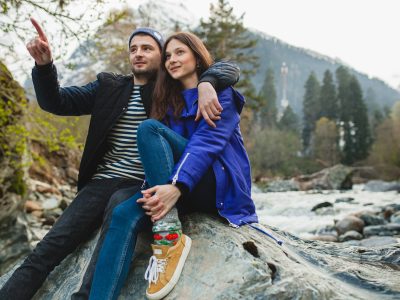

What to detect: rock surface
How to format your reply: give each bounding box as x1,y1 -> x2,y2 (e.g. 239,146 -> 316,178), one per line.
296,164 -> 354,191
311,201 -> 333,212
338,230 -> 363,242
363,224 -> 400,238
260,165 -> 354,193
0,61 -> 31,276
335,216 -> 365,235
363,180 -> 400,192
265,179 -> 300,192
1,214 -> 399,300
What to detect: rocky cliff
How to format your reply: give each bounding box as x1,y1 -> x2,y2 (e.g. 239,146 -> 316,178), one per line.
0,61 -> 31,275
0,62 -> 80,275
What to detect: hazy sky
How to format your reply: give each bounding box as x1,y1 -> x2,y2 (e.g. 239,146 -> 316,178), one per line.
6,0 -> 400,90
172,0 -> 400,90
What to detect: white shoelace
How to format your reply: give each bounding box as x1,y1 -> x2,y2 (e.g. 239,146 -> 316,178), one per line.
144,256 -> 167,286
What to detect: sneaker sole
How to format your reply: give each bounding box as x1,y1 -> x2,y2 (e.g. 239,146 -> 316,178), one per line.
146,235 -> 192,300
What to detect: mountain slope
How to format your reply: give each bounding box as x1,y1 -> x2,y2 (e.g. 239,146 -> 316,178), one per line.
248,30 -> 400,116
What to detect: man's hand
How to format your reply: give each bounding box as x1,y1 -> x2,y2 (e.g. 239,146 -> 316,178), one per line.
196,82 -> 223,128
137,184 -> 181,222
26,17 -> 52,65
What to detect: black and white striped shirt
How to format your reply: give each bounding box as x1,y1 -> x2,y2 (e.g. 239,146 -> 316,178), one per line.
92,85 -> 146,180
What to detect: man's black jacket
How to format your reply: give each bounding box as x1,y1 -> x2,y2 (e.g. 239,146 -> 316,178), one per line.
32,62 -> 240,190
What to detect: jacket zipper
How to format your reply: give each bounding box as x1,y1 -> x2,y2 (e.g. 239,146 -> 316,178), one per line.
171,153 -> 239,230
141,179 -> 146,190
172,153 -> 190,185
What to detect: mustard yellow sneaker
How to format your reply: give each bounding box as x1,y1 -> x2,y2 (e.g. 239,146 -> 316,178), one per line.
144,234 -> 192,300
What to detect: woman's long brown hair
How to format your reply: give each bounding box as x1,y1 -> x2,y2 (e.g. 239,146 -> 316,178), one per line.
151,32 -> 214,120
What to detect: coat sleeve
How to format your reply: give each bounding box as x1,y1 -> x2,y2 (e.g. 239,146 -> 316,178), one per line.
32,62 -> 98,116
169,87 -> 241,191
198,60 -> 240,91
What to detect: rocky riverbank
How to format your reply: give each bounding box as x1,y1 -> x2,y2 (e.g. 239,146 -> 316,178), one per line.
1,157 -> 399,298
1,214 -> 399,299
311,202 -> 400,244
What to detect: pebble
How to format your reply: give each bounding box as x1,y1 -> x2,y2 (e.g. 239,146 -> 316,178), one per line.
363,224 -> 400,237
24,200 -> 43,213
390,212 -> 400,224
359,214 -> 385,226
335,216 -> 365,235
339,230 -> 363,242
359,236 -> 399,248
335,197 -> 355,204
311,202 -> 333,212
42,197 -> 59,210
309,235 -> 338,242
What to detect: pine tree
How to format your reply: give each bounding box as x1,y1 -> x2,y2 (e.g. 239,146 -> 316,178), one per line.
195,0 -> 259,107
302,72 -> 320,154
336,66 -> 352,124
349,76 -> 372,162
258,68 -> 277,128
336,66 -> 372,164
319,70 -> 337,120
371,109 -> 384,140
278,105 -> 299,134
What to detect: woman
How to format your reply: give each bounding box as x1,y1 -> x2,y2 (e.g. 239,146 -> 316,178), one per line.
89,32 -> 258,300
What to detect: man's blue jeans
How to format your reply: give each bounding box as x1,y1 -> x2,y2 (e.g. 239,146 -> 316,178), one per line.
89,119 -> 217,300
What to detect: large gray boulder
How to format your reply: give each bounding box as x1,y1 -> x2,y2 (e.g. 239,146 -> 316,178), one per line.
296,164 -> 354,191
1,214 -> 399,299
265,179 -> 300,192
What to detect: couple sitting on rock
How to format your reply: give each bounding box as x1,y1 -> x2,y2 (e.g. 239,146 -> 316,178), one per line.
0,18 -> 258,300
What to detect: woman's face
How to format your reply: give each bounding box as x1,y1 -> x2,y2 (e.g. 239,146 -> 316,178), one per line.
165,38 -> 198,88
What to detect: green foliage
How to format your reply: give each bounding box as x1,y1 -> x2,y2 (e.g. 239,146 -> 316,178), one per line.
371,109 -> 384,137
8,169 -> 27,196
313,117 -> 339,166
195,0 -> 260,107
1,59 -> 85,198
302,71 -> 320,153
1,0 -> 107,56
258,68 -> 277,127
336,68 -> 372,164
367,102 -> 400,172
26,102 -> 86,152
278,105 -> 299,134
319,70 -> 337,120
248,127 -> 302,177
336,66 -> 352,122
349,77 -> 372,162
0,60 -> 28,196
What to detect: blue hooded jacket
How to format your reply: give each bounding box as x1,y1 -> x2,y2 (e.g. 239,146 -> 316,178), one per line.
166,87 -> 258,227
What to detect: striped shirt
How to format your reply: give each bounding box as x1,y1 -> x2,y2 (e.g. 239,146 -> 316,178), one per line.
92,85 -> 146,181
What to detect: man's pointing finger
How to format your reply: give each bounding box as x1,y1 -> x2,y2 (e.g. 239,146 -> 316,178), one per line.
30,17 -> 48,42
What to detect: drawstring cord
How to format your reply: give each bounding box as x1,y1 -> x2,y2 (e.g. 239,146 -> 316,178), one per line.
242,221 -> 283,246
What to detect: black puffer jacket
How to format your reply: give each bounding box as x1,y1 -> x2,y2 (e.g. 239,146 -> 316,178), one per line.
32,62 -> 240,190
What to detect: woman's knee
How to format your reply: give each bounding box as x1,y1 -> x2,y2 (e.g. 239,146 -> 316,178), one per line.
138,119 -> 162,139
111,199 -> 145,225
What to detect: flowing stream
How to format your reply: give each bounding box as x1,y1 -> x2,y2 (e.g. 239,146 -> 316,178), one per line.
253,184 -> 399,239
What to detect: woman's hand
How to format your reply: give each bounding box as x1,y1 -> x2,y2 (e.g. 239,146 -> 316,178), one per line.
137,184 -> 181,222
196,82 -> 222,128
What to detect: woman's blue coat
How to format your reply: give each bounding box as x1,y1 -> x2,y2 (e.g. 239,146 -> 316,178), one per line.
167,87 -> 258,227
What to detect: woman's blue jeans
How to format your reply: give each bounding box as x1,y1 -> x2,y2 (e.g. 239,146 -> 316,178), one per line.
89,119 -> 216,300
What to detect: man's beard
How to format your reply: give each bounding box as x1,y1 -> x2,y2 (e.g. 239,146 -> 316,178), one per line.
132,66 -> 158,80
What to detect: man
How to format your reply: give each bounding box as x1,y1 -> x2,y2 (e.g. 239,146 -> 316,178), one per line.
0,18 -> 239,299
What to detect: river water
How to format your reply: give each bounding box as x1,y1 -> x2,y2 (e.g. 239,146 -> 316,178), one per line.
252,184 -> 400,239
